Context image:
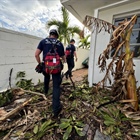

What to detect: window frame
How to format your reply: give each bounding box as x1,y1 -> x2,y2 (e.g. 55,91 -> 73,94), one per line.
111,11 -> 140,59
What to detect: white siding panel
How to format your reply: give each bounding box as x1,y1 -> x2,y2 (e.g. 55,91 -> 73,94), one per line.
0,56 -> 6,64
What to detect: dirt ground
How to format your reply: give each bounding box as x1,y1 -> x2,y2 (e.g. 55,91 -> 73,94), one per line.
70,68 -> 88,82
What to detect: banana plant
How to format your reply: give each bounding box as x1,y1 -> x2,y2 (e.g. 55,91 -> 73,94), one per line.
83,15 -> 139,111
59,116 -> 85,140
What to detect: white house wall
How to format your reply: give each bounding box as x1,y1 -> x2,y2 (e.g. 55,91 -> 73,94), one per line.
0,28 -> 89,91
0,28 -> 44,91
72,48 -> 89,70
93,1 -> 140,87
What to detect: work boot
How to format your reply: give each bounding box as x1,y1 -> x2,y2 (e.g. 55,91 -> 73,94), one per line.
69,74 -> 73,77
52,106 -> 62,119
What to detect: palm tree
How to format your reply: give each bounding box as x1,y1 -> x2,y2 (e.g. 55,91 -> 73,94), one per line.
78,35 -> 90,49
46,7 -> 82,46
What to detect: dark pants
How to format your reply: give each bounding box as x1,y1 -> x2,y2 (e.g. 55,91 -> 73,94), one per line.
66,57 -> 74,76
44,72 -> 62,115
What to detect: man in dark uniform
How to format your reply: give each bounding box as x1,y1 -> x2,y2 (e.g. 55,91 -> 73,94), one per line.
35,29 -> 65,118
65,39 -> 78,78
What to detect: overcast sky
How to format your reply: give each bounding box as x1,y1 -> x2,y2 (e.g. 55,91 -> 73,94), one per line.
0,0 -> 83,38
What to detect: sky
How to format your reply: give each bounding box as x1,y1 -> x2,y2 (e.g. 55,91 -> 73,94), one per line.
0,0 -> 83,38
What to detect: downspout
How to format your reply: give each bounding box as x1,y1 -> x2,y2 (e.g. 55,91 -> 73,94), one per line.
88,9 -> 98,87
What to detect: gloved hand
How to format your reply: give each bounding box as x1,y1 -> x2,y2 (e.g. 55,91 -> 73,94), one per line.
35,63 -> 43,73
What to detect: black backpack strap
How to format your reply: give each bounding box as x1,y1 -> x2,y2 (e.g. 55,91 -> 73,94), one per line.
47,38 -> 60,52
48,38 -> 59,46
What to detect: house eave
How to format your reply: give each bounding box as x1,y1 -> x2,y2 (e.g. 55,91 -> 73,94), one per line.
60,0 -> 138,24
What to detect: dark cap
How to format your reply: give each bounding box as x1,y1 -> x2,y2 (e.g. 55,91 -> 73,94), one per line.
70,39 -> 75,43
49,29 -> 59,38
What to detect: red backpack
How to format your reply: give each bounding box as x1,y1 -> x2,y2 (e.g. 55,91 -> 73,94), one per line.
65,45 -> 72,58
44,39 -> 61,74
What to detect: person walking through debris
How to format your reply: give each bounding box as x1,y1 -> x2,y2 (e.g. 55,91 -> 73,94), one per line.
65,39 -> 77,79
35,29 -> 66,118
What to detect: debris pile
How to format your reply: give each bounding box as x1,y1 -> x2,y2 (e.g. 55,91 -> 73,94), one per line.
0,71 -> 140,140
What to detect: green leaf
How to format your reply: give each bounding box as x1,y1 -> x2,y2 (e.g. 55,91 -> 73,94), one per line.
39,119 -> 52,131
63,125 -> 72,140
103,114 -> 116,126
104,120 -> 116,126
59,122 -> 70,129
106,125 -> 114,133
36,122 -> 57,139
61,118 -> 71,123
74,126 -> 85,136
72,100 -> 77,108
72,115 -> 76,121
75,121 -> 84,127
24,132 -> 34,138
69,94 -> 73,98
16,71 -> 26,79
33,125 -> 39,134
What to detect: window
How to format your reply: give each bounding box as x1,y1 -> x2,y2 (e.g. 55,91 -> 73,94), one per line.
111,15 -> 140,58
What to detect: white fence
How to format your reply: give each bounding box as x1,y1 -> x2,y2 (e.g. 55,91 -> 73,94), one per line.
0,27 -> 89,91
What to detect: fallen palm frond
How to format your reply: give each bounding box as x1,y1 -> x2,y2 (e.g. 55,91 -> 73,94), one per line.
84,14 -> 139,111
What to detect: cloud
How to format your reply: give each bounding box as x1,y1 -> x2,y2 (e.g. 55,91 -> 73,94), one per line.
0,22 -> 2,27
37,0 -> 60,8
0,0 -> 62,37
0,0 -> 83,38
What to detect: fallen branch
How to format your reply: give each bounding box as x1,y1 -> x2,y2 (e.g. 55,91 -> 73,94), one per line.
18,88 -> 47,101
97,98 -> 138,109
0,98 -> 32,122
3,127 -> 15,140
97,98 -> 118,109
2,119 -> 22,140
